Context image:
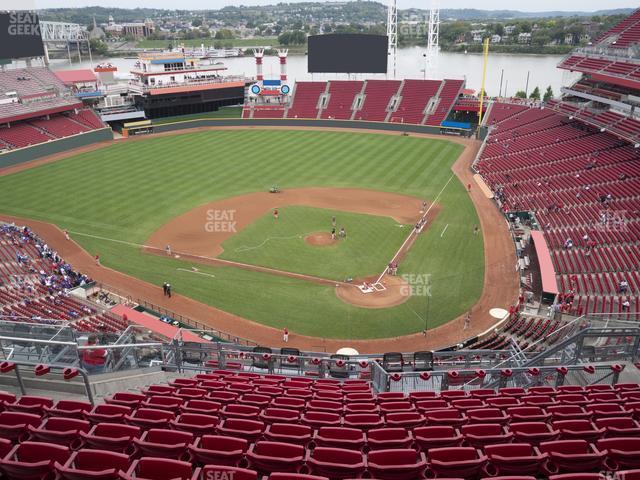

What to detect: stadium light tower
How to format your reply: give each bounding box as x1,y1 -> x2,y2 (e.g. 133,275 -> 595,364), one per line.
387,0 -> 398,79
424,0 -> 440,79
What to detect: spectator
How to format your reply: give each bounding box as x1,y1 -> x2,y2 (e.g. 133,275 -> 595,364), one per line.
81,334 -> 107,374
619,280 -> 629,294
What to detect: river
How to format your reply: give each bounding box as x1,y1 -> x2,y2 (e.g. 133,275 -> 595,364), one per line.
49,47 -> 580,98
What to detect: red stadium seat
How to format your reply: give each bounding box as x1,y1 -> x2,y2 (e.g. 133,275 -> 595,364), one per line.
484,443 -> 546,476
103,392 -> 146,408
597,437 -> 640,470
169,378 -> 198,388
125,407 -> 174,429
467,408 -> 510,424
0,441 -> 70,480
313,427 -> 366,450
553,420 -> 604,441
180,399 -> 221,415
217,418 -> 265,442
487,397 -> 521,409
540,440 -> 605,474
461,423 -> 514,448
367,448 -> 428,480
141,395 -> 183,412
507,406 -> 551,423
586,403 -> 629,418
133,428 -> 193,459
0,439 -> 11,459
265,423 -> 313,446
556,394 -> 589,406
43,400 -> 92,418
595,417 -> 640,437
425,408 -> 468,427
415,399 -> 449,413
189,435 -> 248,466
306,446 -> 367,479
120,458 -> 193,480
557,386 -> 586,394
548,405 -> 591,421
55,449 -> 130,480
380,401 -> 415,414
0,411 -> 42,442
385,411 -> 426,429
470,389 -> 497,400
83,404 -> 132,424
141,385 -> 176,396
522,395 -> 557,408
549,475 -> 605,480
377,392 -> 407,402
4,396 -> 53,415
451,399 -> 486,412
272,397 -> 308,412
344,402 -> 379,414
206,390 -> 240,405
220,404 -> 261,420
414,425 -> 463,450
441,391 -> 467,401
529,387 -> 556,396
408,391 -> 438,402
427,447 -> 487,478
170,413 -> 218,435
367,427 -> 414,450
261,407 -> 301,424
27,417 -> 90,446
174,388 -> 207,401
510,422 -> 560,445
302,411 -> 342,429
246,441 -> 305,474
499,388 -> 526,397
79,423 -> 141,453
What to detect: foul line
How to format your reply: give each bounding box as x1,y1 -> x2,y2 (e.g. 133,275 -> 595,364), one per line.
375,173 -> 455,284
440,224 -> 449,238
68,230 -> 350,287
176,268 -> 216,278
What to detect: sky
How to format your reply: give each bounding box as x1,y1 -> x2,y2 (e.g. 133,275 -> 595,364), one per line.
22,0 -> 640,12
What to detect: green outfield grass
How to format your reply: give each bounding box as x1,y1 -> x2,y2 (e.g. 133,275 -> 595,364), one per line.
0,129 -> 483,339
220,206 -> 410,281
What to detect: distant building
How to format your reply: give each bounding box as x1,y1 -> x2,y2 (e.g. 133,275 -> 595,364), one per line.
491,34 -> 502,44
504,25 -> 516,35
104,16 -> 155,39
518,32 -> 532,44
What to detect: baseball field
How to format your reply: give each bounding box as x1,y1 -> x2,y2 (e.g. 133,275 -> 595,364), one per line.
0,128 -> 484,340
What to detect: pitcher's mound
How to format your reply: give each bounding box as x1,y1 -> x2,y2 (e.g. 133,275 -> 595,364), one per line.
336,275 -> 411,309
305,232 -> 336,247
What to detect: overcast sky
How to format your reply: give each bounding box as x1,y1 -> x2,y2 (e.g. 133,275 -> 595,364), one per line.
26,0 -> 639,12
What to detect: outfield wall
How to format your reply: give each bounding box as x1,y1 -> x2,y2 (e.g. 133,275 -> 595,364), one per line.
0,128 -> 114,169
152,118 -> 472,137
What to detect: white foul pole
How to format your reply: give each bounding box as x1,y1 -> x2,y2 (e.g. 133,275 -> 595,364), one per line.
387,0 -> 398,79
425,0 -> 440,80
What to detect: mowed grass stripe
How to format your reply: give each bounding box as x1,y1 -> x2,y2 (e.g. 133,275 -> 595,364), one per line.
0,130 -> 482,339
